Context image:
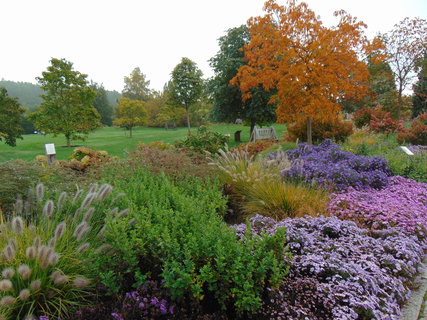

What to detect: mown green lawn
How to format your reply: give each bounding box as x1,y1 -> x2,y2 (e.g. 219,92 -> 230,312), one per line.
0,124 -> 287,162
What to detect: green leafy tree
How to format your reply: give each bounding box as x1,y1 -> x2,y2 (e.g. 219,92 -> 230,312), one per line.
122,67 -> 152,101
30,58 -> 100,147
169,58 -> 204,134
91,82 -> 113,126
0,87 -> 25,146
113,97 -> 147,137
412,52 -> 427,117
208,25 -> 276,136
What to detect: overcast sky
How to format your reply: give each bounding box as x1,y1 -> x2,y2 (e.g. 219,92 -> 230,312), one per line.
1,0 -> 426,92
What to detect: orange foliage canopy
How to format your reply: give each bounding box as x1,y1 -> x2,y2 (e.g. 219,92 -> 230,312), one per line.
231,0 -> 384,124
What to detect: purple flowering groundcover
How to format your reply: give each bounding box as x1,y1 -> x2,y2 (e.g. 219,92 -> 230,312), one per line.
330,175 -> 427,239
233,215 -> 426,320
273,139 -> 392,191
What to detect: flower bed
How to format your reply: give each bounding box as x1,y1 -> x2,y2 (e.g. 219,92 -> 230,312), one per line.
276,139 -> 392,190
234,215 -> 426,320
235,215 -> 426,320
329,175 -> 427,239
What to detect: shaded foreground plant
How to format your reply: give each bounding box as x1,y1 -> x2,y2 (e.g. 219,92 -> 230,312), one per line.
234,215 -> 426,320
0,183 -> 128,319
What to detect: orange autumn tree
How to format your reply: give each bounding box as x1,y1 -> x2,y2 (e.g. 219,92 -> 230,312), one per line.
232,0 -> 383,144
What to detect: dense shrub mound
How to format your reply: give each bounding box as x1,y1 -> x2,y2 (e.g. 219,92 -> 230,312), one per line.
330,176 -> 427,239
95,167 -> 288,316
234,215 -> 426,320
278,139 -> 392,190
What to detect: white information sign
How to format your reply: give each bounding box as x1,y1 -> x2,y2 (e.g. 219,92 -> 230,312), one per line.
400,146 -> 414,156
45,143 -> 56,155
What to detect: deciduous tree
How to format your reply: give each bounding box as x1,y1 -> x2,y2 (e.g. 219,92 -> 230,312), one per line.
412,52 -> 427,117
209,25 -> 276,137
232,0 -> 382,144
30,58 -> 100,147
169,58 -> 204,134
113,97 -> 147,137
91,82 -> 113,126
381,17 -> 427,118
122,67 -> 152,101
0,87 -> 25,146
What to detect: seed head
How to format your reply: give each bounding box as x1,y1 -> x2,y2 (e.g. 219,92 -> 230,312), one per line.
2,268 -> 14,279
48,253 -> 60,266
0,280 -> 12,292
54,275 -> 69,285
57,192 -> 67,212
80,192 -> 96,210
108,207 -> 119,216
7,238 -> 16,250
43,200 -> 55,218
96,244 -> 111,253
117,209 -> 129,218
0,296 -> 15,307
77,242 -> 90,253
97,184 -> 113,201
26,246 -> 36,259
54,222 -> 66,239
110,193 -> 125,205
15,199 -> 23,215
11,216 -> 24,234
128,218 -> 137,226
83,208 -> 94,222
36,183 -> 44,202
37,245 -> 47,261
88,183 -> 98,194
18,264 -> 31,280
73,221 -> 88,238
72,189 -> 84,204
18,289 -> 30,301
73,277 -> 90,288
3,245 -> 15,260
49,237 -> 56,248
30,279 -> 41,291
50,270 -> 62,282
76,225 -> 90,241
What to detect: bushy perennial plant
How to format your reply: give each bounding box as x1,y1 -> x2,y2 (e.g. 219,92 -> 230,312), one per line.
234,215 -> 426,320
330,175 -> 427,239
279,139 -> 392,190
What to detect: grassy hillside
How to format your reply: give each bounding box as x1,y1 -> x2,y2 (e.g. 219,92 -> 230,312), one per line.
0,124 -> 287,162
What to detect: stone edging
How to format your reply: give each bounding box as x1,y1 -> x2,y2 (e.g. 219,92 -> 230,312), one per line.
400,264 -> 427,320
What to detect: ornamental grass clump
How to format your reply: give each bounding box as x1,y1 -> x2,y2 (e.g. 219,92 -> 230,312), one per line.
281,139 -> 392,190
330,175 -> 427,240
0,183 -> 128,320
208,146 -> 327,219
234,215 -> 425,320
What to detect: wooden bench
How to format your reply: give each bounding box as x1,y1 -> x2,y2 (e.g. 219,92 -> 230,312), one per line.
250,126 -> 278,142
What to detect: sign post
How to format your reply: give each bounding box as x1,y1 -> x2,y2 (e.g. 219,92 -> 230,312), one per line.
44,143 -> 56,165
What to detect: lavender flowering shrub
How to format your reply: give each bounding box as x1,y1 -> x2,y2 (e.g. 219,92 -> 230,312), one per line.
330,176 -> 427,239
275,139 -> 392,190
234,215 -> 426,320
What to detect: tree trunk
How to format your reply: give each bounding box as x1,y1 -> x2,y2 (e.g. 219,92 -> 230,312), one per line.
250,119 -> 256,141
65,134 -> 71,147
129,126 -> 133,138
186,107 -> 191,136
397,82 -> 403,120
306,117 -> 313,145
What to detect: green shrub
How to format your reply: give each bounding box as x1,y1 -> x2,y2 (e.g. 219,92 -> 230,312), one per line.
285,117 -> 353,143
174,126 -> 229,154
381,149 -> 427,183
96,167 -> 288,316
0,183 -> 128,319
